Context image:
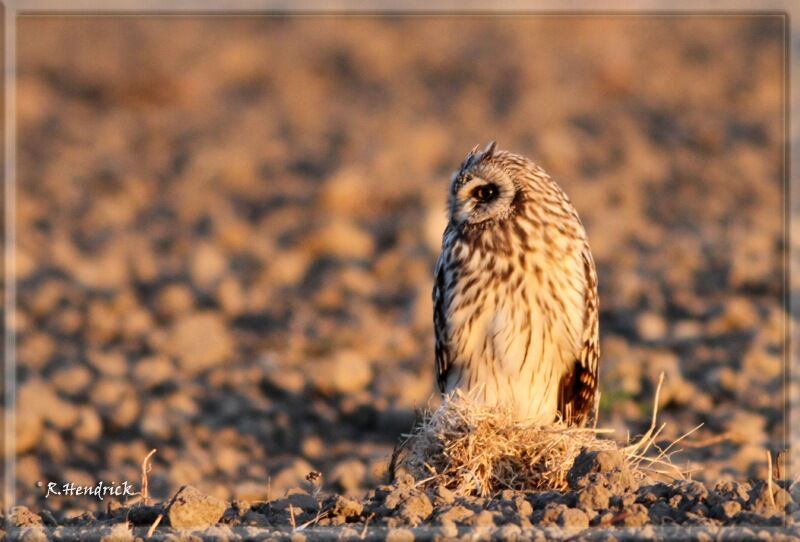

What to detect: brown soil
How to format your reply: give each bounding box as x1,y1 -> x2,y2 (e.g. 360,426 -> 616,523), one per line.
8,13 -> 794,539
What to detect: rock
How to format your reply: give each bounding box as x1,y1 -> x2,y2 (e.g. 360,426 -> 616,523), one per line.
301,435 -> 324,459
617,503 -> 650,527
711,500 -> 742,520
99,521 -> 133,542
156,284 -> 195,318
166,485 -> 227,530
636,312 -> 667,341
164,312 -> 234,375
126,505 -> 163,525
86,350 -> 128,377
438,505 -> 474,524
73,407 -> 103,442
310,350 -> 373,396
190,243 -> 227,288
15,405 -> 43,454
386,528 -> 414,542
17,332 -> 55,370
18,378 -> 79,430
270,459 -> 316,497
330,459 -> 366,493
558,507 -> 589,529
568,449 -> 633,491
434,485 -> 455,507
132,355 -> 174,389
319,167 -> 371,215
469,510 -> 497,527
331,495 -> 363,523
217,277 -> 245,316
93,378 -> 140,429
51,365 -> 93,397
17,527 -> 48,542
577,482 -> 611,512
306,219 -> 374,260
398,493 -> 432,526
9,506 -> 44,527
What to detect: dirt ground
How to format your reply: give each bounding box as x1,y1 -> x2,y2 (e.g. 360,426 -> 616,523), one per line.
6,14 -> 795,539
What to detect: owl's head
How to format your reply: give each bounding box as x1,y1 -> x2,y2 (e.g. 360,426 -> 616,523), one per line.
448,141 -> 518,228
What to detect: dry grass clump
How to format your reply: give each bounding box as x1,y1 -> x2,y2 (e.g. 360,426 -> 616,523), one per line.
396,375 -> 688,497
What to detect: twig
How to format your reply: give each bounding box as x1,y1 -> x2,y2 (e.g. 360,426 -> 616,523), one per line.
360,513 -> 375,540
141,449 -> 157,506
776,450 -> 785,480
297,509 -> 329,531
288,504 -> 297,531
623,372 -> 665,458
146,513 -> 163,538
766,450 -> 776,509
679,431 -> 735,449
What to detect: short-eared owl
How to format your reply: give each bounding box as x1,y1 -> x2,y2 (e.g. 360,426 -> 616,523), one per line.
433,141 -> 599,425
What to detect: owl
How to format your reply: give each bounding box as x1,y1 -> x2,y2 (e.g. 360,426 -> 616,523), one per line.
433,141 -> 599,426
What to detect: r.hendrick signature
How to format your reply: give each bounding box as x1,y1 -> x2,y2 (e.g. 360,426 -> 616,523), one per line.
38,480 -> 138,501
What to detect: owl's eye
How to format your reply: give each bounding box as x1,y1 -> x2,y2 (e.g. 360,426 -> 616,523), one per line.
471,183 -> 499,203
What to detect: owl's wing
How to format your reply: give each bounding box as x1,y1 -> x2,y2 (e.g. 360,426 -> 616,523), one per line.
432,252 -> 452,393
558,246 -> 600,426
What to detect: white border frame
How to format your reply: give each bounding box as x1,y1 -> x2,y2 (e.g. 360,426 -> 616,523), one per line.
2,2 -> 796,536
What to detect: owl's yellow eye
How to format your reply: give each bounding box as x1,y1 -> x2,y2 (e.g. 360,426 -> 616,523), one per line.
471,183 -> 499,203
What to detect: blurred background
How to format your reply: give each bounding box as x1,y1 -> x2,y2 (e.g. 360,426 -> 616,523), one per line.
11,15 -> 787,515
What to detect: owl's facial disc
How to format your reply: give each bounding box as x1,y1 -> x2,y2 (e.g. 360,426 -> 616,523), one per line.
451,167 -> 516,226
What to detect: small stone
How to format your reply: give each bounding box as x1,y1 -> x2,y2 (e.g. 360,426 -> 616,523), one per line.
217,277 -> 245,316
15,406 -> 43,454
51,365 -> 93,397
270,459 -> 316,497
438,505 -> 474,524
567,449 -> 630,490
307,219 -> 374,260
439,520 -> 458,537
386,528 -> 414,542
331,459 -> 366,493
166,485 -> 227,530
133,355 -> 174,389
18,378 -> 79,430
332,495 -> 363,520
336,527 -> 360,540
99,521 -> 133,542
470,510 -> 497,527
164,312 -> 234,375
10,506 -> 44,527
434,485 -> 455,506
711,500 -> 742,520
558,508 -> 588,529
73,407 -> 103,442
637,312 -> 667,341
86,350 -> 128,377
617,503 -> 649,527
499,524 -> 522,541
399,493 -> 432,526
156,284 -> 195,317
191,243 -> 227,288
310,350 -> 372,396
18,332 -> 55,370
577,483 -> 611,512
301,436 -> 324,459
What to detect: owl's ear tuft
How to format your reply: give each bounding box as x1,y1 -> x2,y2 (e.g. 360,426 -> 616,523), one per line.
482,140 -> 497,159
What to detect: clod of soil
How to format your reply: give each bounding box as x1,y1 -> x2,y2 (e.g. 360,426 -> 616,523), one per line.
165,485 -> 227,530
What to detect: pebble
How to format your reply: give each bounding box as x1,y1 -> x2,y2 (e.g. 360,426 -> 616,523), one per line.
310,350 -> 373,396
330,459 -> 366,493
164,312 -> 234,375
166,485 -> 227,530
